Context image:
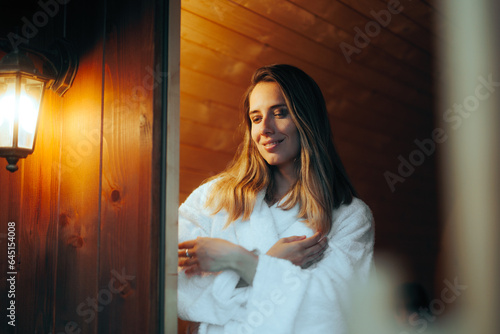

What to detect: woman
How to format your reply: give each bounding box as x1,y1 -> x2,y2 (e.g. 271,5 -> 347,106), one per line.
178,64 -> 374,334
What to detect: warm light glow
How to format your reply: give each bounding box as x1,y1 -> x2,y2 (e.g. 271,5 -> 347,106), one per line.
0,94 -> 16,127
18,79 -> 44,149
0,44 -> 77,172
0,77 -> 43,149
0,82 -> 15,147
18,91 -> 39,134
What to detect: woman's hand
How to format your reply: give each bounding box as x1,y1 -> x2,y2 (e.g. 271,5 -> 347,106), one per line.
178,237 -> 258,284
266,232 -> 328,268
179,237 -> 238,273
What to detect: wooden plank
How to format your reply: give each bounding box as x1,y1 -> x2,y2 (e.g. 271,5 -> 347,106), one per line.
181,0 -> 432,111
231,0 -> 432,93
337,0 -> 433,52
181,118 -> 240,154
180,169 -> 212,198
97,0 -> 156,332
181,38 -> 255,87
328,98 -> 425,138
181,66 -> 246,109
53,0 -> 105,332
378,0 -> 440,37
0,168 -> 23,334
180,144 -> 235,174
26,90 -> 62,333
181,92 -> 242,131
337,134 -> 438,177
288,0 -> 432,72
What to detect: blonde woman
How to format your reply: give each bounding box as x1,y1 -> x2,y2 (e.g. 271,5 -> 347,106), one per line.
178,64 -> 374,334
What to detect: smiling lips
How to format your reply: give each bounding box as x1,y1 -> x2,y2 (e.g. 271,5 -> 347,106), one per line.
263,139 -> 284,150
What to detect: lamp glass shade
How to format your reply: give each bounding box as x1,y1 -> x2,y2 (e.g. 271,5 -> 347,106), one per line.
18,76 -> 45,149
0,75 -> 16,147
0,74 -> 45,151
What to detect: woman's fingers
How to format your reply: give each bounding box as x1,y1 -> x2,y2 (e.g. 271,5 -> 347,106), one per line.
178,249 -> 192,257
179,237 -> 245,274
309,238 -> 329,258
308,236 -> 328,256
178,239 -> 197,249
179,239 -> 200,261
297,231 -> 322,248
179,239 -> 198,269
179,255 -> 199,267
302,251 -> 325,269
296,235 -> 328,267
281,235 -> 307,243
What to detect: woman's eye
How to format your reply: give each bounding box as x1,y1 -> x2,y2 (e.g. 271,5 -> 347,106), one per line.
251,116 -> 262,123
274,108 -> 287,117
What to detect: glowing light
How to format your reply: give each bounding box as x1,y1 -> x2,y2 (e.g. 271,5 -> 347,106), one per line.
0,42 -> 78,172
0,90 -> 39,134
18,92 -> 39,134
0,91 -> 15,129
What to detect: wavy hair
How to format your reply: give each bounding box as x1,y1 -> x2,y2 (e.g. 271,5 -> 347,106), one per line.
205,64 -> 357,235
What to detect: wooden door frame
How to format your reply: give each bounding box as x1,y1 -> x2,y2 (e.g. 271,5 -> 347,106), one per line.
154,0 -> 180,332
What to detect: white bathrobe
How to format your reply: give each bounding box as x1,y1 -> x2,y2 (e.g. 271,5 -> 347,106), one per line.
178,181 -> 374,334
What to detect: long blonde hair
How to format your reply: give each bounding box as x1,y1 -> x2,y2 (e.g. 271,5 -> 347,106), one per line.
205,64 -> 357,235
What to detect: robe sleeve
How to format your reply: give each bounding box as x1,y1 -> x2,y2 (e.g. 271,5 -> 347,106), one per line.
202,198 -> 375,334
177,182 -> 250,326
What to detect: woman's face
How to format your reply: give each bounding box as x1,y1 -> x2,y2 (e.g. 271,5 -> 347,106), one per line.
249,81 -> 300,174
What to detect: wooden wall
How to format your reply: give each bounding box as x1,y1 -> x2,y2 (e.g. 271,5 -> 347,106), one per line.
179,0 -> 440,298
0,0 -> 176,332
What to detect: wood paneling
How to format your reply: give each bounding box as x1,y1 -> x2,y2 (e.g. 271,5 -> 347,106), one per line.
338,0 -> 433,52
183,0 -> 432,111
233,0 -> 431,92
53,2 -> 104,332
98,0 -> 156,332
0,0 -> 172,332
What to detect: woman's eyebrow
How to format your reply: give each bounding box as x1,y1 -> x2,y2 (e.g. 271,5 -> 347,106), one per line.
271,103 -> 287,109
249,104 -> 287,115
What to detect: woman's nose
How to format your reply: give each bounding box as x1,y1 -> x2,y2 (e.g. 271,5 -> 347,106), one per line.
261,115 -> 274,135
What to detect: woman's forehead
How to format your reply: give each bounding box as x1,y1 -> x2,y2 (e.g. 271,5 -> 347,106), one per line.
249,82 -> 286,111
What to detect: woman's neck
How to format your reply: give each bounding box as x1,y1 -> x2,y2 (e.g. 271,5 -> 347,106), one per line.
268,165 -> 297,204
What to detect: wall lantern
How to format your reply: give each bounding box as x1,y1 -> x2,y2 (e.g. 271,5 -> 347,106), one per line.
0,39 -> 78,172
